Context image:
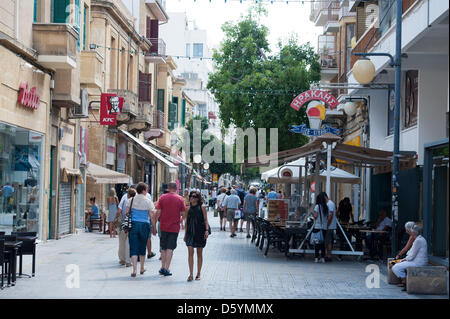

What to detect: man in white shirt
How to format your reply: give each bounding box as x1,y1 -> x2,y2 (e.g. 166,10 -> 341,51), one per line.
216,187 -> 228,231
324,193 -> 336,261
366,210 -> 392,259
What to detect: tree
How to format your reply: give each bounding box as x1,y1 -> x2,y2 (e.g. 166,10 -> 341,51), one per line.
208,7 -> 320,154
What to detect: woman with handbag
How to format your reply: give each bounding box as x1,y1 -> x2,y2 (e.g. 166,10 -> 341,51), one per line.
184,190 -> 210,281
115,188 -> 136,267
312,192 -> 329,263
124,183 -> 157,277
107,188 -> 119,238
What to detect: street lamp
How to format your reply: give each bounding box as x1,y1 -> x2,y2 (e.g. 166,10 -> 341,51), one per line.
193,154 -> 202,164
352,0 -> 403,257
343,101 -> 358,116
203,162 -> 209,170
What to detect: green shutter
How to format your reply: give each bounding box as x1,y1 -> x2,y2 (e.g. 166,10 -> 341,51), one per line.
168,103 -> 177,131
181,99 -> 186,126
172,97 -> 179,126
53,0 -> 70,23
157,89 -> 165,112
33,0 -> 38,22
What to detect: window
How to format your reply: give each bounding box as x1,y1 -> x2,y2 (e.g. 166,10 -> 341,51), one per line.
404,70 -> 418,128
157,89 -> 165,112
52,0 -> 70,23
83,5 -> 88,51
139,72 -> 152,102
193,43 -> 203,58
33,0 -> 38,22
345,23 -> 355,72
110,37 -> 117,89
186,43 -> 191,57
181,99 -> 186,126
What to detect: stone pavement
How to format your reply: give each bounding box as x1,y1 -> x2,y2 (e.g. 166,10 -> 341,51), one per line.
1,210 -> 448,299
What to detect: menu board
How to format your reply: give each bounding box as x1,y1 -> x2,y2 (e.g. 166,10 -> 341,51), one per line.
267,199 -> 289,220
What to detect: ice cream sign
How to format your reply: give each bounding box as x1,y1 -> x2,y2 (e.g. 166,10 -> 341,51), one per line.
289,90 -> 340,136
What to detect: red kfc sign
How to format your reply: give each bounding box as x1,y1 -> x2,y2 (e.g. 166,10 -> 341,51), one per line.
18,82 -> 40,110
290,90 -> 339,111
100,93 -> 124,125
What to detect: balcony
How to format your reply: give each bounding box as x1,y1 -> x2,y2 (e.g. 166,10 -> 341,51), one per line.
145,38 -> 167,64
128,102 -> 153,134
80,51 -> 104,89
310,0 -> 340,27
319,51 -> 339,82
144,110 -> 165,140
108,89 -> 139,124
339,3 -> 356,20
145,0 -> 169,23
324,21 -> 340,33
32,23 -> 78,70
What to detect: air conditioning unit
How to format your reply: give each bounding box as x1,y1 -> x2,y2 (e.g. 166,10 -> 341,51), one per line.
69,89 -> 89,118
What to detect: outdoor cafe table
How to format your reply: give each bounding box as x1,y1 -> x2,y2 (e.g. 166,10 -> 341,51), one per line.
4,241 -> 23,286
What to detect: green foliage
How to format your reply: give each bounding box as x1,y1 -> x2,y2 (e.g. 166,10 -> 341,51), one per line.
207,8 -> 320,153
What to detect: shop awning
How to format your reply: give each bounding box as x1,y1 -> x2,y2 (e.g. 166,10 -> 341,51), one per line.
61,168 -> 83,184
86,162 -> 131,184
119,129 -> 177,169
244,133 -> 417,170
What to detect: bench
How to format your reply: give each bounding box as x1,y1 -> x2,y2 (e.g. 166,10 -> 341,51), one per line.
406,266 -> 448,295
387,258 -> 448,294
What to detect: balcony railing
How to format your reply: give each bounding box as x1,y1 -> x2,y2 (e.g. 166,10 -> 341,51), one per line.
147,38 -> 166,57
320,51 -> 338,69
310,0 -> 340,24
138,102 -> 153,124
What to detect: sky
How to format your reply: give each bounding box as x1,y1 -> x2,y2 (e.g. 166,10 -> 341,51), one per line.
165,0 -> 323,55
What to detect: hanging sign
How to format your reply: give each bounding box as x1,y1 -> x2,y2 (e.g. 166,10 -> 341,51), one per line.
289,124 -> 341,136
290,90 -> 339,111
18,82 -> 40,110
100,93 -> 124,126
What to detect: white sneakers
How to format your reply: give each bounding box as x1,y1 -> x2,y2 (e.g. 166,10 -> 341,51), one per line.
320,258 -> 325,263
314,258 -> 319,263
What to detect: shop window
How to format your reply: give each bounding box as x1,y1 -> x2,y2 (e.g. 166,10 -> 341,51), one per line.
0,122 -> 43,235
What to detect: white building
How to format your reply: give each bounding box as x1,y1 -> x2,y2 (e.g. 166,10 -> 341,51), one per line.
160,12 -> 222,139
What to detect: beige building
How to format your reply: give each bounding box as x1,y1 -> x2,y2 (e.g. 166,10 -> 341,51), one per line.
0,0 -> 88,240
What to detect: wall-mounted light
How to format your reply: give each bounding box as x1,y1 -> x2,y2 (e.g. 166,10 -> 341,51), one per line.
352,57 -> 375,85
343,101 -> 358,116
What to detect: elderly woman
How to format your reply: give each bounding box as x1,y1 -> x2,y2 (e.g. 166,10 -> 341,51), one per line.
392,224 -> 428,291
395,221 -> 416,259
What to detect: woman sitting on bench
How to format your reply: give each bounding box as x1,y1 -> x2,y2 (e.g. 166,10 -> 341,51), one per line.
392,224 -> 428,291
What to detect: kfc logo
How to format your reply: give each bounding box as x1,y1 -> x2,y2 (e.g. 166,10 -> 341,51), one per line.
100,93 -> 124,126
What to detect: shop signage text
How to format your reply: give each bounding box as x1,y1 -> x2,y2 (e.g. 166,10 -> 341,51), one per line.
100,93 -> 124,126
18,82 -> 40,110
289,124 -> 341,136
290,90 -> 339,111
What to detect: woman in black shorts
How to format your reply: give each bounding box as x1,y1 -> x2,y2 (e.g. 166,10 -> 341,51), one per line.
184,190 -> 209,281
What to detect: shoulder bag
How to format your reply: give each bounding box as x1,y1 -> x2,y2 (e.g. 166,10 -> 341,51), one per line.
310,205 -> 324,245
121,198 -> 134,232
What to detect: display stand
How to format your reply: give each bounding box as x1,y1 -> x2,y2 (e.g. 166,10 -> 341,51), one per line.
289,218 -> 363,257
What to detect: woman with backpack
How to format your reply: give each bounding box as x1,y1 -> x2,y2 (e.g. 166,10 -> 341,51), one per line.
312,192 -> 329,263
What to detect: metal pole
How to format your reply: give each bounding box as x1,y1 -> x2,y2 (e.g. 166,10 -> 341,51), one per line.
326,143 -> 331,196
392,0 -> 403,257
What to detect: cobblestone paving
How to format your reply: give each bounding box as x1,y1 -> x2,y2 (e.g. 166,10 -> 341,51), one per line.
1,211 -> 447,299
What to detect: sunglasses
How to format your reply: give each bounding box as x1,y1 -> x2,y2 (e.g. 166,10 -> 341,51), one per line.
189,195 -> 199,199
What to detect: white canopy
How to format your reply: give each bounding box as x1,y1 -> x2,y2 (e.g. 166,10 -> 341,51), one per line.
86,162 -> 131,184
261,158 -> 360,184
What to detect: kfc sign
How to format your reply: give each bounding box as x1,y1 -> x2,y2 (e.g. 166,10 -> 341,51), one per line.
290,90 -> 339,111
100,93 -> 124,125
18,82 -> 40,110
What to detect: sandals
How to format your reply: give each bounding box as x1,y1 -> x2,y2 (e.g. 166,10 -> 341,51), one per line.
131,273 -> 136,277
140,269 -> 146,275
187,275 -> 193,282
195,275 -> 201,281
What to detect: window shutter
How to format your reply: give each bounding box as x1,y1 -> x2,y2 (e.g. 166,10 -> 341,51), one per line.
146,16 -> 152,39
157,89 -> 165,112
150,19 -> 159,54
138,73 -> 152,103
181,99 -> 186,126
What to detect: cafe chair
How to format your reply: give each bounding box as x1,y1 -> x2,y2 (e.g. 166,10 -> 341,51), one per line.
0,239 -> 6,289
11,232 -> 37,277
0,235 -> 16,286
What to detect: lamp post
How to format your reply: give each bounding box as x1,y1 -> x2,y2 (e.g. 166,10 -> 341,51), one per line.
352,0 -> 402,256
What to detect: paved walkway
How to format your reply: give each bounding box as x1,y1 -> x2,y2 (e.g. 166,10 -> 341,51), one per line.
1,210 -> 447,299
